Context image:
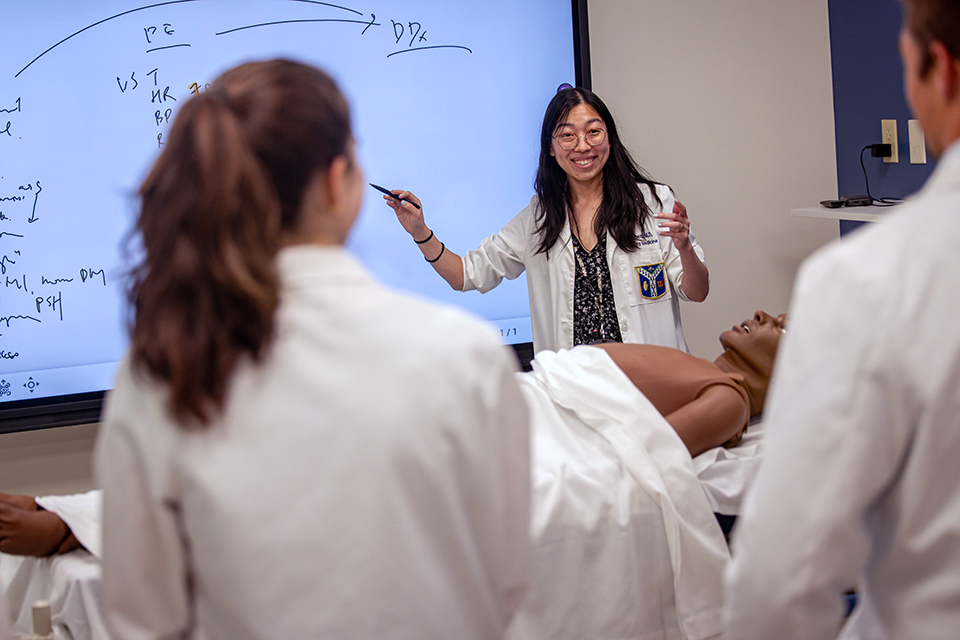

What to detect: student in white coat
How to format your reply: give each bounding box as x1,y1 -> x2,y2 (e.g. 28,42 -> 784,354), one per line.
94,59 -> 531,640
724,1 -> 960,638
383,87 -> 709,353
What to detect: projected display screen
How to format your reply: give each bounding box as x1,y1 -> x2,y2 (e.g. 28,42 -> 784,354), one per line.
0,0 -> 582,427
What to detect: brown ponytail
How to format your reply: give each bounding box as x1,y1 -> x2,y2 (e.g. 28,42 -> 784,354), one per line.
128,60 -> 352,426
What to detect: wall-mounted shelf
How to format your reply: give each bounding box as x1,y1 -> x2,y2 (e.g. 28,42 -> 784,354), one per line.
791,206 -> 890,223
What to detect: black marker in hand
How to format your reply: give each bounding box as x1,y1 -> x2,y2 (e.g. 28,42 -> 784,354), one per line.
369,183 -> 421,209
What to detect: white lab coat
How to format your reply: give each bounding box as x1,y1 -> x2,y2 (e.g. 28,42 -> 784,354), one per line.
724,141 -> 960,640
95,245 -> 531,640
461,184 -> 707,353
0,569 -> 11,640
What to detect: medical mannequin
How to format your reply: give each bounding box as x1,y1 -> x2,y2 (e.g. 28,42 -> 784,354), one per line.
599,309 -> 786,457
0,308 -> 786,569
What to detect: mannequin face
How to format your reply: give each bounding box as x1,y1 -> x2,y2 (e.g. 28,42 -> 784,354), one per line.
718,310 -> 786,378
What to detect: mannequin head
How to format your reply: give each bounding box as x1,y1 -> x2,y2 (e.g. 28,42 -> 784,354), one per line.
714,310 -> 787,417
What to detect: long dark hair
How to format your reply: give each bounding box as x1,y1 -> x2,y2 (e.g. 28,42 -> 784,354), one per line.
533,87 -> 661,254
128,59 -> 352,426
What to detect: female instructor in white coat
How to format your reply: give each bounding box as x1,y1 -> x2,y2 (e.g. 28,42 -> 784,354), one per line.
384,87 -> 709,353
94,60 -> 530,640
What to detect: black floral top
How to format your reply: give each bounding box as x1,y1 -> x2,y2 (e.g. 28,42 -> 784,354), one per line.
572,233 -> 623,346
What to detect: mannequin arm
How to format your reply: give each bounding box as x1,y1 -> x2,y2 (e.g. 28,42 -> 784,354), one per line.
665,384 -> 749,457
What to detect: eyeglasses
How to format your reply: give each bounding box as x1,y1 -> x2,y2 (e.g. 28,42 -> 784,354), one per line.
553,128 -> 607,150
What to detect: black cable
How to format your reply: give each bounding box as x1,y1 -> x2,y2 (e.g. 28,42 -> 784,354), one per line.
860,145 -> 903,207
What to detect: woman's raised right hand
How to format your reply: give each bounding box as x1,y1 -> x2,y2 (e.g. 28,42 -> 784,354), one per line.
382,190 -> 430,241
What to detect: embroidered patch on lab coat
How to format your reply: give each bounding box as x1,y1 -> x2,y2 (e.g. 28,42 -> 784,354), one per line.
636,263 -> 667,300
636,232 -> 659,248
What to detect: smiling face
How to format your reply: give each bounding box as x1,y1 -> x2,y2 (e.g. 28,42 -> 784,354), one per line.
718,310 -> 786,377
549,103 -> 610,189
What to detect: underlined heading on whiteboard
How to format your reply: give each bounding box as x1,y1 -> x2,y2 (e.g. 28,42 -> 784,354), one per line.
16,0 -> 473,78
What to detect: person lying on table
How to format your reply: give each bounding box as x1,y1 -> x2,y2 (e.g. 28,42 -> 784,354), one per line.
0,307 -> 785,561
599,309 -> 786,457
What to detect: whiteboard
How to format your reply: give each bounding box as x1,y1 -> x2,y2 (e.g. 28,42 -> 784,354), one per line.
0,0 -> 578,406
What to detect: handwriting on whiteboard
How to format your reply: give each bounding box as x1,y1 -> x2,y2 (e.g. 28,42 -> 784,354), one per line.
16,1 -> 473,78
0,179 -> 108,359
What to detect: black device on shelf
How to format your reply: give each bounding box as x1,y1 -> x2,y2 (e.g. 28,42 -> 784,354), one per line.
820,194 -> 874,208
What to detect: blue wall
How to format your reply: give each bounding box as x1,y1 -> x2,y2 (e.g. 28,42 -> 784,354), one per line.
828,0 -> 934,215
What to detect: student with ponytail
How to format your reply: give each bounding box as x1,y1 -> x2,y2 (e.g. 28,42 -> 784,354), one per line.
95,60 -> 530,640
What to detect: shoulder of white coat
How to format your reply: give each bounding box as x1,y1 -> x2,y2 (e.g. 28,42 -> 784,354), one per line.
789,199 -> 936,356
95,355 -> 182,497
488,194 -> 540,241
101,355 -> 165,427
378,288 -> 513,360
798,198 -> 924,292
523,194 -> 542,226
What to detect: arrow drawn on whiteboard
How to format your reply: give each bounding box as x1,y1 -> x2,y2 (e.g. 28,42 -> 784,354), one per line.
25,181 -> 41,223
285,0 -> 362,14
215,18 -> 371,36
15,0 -> 363,77
15,0 -> 201,77
362,13 -> 380,34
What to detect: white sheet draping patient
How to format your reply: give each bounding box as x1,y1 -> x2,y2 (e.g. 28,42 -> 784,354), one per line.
508,346 -> 729,640
3,348 -> 743,640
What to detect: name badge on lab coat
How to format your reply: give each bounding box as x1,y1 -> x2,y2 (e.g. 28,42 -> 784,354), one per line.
636,263 -> 667,300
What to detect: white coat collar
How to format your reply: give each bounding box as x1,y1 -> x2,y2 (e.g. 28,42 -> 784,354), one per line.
557,214 -> 573,253
920,139 -> 960,195
276,244 -> 374,291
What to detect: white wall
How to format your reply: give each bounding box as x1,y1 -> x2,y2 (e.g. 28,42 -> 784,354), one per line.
0,1 -> 842,496
0,423 -> 98,495
589,0 -> 840,358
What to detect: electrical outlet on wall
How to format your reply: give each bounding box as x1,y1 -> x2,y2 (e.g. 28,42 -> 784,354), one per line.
882,119 -> 898,163
908,119 -> 927,164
